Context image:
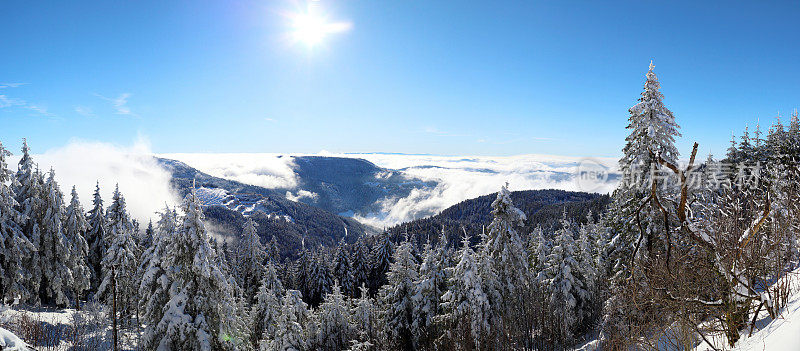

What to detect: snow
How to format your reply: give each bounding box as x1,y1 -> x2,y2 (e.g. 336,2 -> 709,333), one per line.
694,268 -> 800,351
0,327 -> 31,351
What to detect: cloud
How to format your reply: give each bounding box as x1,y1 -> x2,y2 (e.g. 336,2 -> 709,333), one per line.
74,106 -> 95,117
0,83 -> 27,89
95,93 -> 135,116
161,153 -> 300,189
264,118 -> 277,122
9,137 -> 180,224
0,84 -> 57,118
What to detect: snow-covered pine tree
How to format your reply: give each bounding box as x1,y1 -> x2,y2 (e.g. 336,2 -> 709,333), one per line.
151,187 -> 235,350
266,235 -> 280,264
379,239 -> 418,351
294,247 -> 311,300
481,184 -> 530,343
0,141 -> 34,304
350,237 -> 371,296
251,261 -> 285,350
439,234 -> 492,350
333,239 -> 354,297
411,241 -> 445,349
350,284 -> 376,346
140,206 -> 178,350
64,185 -> 91,305
85,182 -> 108,293
528,226 -> 549,283
12,140 -> 44,304
369,232 -> 393,296
315,283 -> 352,351
306,250 -> 333,307
97,185 -> 139,321
544,216 -> 590,343
606,62 -> 681,272
236,218 -> 266,304
266,290 -> 311,351
37,169 -> 74,306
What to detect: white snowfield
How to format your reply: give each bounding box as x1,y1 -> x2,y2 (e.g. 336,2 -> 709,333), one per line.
0,327 -> 32,351
695,268 -> 800,351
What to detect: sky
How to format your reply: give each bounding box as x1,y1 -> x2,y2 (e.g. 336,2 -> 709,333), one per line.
1,0 -> 799,158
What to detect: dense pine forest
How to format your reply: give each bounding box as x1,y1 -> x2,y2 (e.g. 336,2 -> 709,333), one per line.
1,63 -> 799,350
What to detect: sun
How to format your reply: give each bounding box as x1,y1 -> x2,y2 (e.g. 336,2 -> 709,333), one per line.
288,3 -> 351,48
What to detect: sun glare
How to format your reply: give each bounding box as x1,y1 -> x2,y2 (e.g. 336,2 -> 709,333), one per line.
288,4 -> 351,48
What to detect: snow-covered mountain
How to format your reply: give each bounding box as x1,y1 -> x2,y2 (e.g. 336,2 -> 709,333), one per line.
160,152 -> 620,227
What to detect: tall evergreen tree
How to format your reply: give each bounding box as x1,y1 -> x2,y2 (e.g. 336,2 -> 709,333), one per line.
150,187 -> 234,350
332,239 -> 354,297
13,140 -> 44,304
439,234 -> 492,350
140,206 -> 178,350
37,170 -> 74,306
379,240 -> 418,351
85,182 -> 108,293
369,232 -> 393,296
236,218 -> 266,304
0,141 -> 33,304
64,185 -> 91,305
97,185 -> 139,320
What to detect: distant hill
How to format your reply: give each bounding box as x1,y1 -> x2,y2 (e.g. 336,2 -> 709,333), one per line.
387,189 -> 610,245
157,157 -> 370,259
289,156 -> 438,216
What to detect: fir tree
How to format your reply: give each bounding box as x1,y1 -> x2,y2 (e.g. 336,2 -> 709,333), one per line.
236,218 -> 266,304
332,239 -> 354,296
64,185 -> 91,305
85,182 -> 108,293
316,283 -> 352,351
251,261 -> 285,350
13,140 -> 44,304
0,141 -> 33,303
369,233 -> 393,296
439,234 -> 492,349
379,240 -> 418,351
140,206 -> 178,350
150,187 -> 235,350
411,242 -> 445,349
97,185 -> 139,320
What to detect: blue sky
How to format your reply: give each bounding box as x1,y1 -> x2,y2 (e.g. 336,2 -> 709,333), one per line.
1,0 -> 798,157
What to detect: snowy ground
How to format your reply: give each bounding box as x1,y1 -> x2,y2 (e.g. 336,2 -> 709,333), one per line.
0,327 -> 32,351
692,268 -> 800,351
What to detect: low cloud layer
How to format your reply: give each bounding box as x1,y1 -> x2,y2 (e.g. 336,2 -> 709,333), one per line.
162,153 -> 299,189
9,138 -> 179,224
349,154 -> 618,228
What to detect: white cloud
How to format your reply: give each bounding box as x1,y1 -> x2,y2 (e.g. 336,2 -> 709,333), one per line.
74,106 -> 95,117
161,153 -> 300,189
95,93 -> 135,116
0,83 -> 57,118
10,137 -> 179,224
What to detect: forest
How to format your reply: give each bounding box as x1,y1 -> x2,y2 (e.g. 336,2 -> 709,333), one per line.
0,63 -> 798,351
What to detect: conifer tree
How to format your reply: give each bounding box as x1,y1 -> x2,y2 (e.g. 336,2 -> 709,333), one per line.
370,232 -> 393,295
268,290 -> 311,351
150,187 -> 234,350
140,206 -> 178,350
544,217 -> 590,342
379,240 -> 418,351
0,141 -> 33,303
85,182 -> 108,293
316,283 -> 352,350
251,261 -> 285,350
236,218 -> 266,304
13,140 -> 44,304
333,239 -> 354,296
350,237 -> 371,296
439,234 -> 492,349
411,242 -> 444,349
64,185 -> 91,305
97,185 -> 139,320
